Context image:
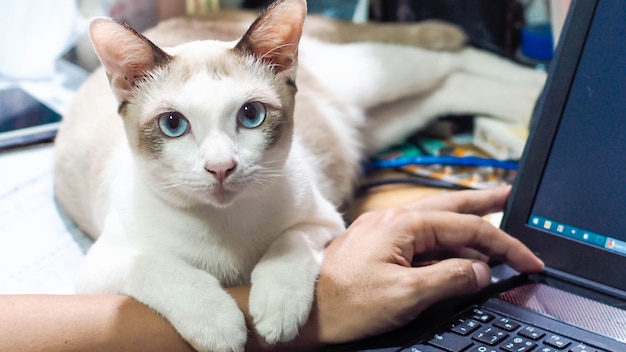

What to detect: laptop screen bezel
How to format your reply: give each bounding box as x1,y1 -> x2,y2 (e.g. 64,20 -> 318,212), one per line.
501,0 -> 626,295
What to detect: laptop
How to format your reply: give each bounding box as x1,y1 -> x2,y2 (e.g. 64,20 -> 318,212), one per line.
337,0 -> 626,351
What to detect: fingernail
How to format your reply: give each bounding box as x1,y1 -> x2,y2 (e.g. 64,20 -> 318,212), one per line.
537,258 -> 545,270
472,262 -> 491,288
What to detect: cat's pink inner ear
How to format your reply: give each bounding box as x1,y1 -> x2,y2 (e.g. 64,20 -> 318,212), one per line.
235,0 -> 306,74
89,18 -> 167,103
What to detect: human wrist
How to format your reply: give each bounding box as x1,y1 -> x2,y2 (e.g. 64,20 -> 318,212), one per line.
225,286 -> 325,351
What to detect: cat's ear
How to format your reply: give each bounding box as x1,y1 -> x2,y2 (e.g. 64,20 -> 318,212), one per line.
89,18 -> 172,103
234,0 -> 306,77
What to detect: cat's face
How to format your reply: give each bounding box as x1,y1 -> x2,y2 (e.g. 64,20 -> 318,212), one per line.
89,0 -> 306,208
126,41 -> 296,208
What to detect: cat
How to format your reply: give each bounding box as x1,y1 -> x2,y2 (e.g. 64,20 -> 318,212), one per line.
53,0 -> 546,351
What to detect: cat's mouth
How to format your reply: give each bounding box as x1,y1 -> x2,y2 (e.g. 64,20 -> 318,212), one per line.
208,184 -> 238,207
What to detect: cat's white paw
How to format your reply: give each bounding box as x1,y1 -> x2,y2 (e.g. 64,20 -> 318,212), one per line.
248,271 -> 316,344
249,281 -> 314,344
173,298 -> 248,352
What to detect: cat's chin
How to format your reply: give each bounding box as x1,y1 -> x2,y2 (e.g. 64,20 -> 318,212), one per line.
169,185 -> 242,209
206,187 -> 239,208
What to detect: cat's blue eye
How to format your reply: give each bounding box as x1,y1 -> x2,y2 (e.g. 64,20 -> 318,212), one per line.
158,111 -> 190,138
237,101 -> 266,129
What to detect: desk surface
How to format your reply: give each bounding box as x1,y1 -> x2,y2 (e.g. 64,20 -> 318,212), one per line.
346,184 -> 445,221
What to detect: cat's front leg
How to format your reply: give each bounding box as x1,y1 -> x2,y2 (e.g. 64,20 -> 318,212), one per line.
248,225 -> 331,344
77,240 -> 248,352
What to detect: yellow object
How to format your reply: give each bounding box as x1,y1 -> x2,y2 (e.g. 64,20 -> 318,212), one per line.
186,0 -> 220,15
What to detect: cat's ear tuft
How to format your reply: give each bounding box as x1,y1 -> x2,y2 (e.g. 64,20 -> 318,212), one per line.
89,18 -> 171,103
234,0 -> 306,76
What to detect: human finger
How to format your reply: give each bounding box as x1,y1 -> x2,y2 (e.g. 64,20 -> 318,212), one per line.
404,185 -> 511,216
411,246 -> 489,266
399,210 -> 544,274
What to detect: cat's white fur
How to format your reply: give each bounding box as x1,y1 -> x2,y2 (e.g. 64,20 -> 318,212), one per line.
54,0 -> 545,351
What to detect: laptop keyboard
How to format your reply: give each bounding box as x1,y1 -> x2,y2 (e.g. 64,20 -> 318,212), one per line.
402,306 -> 607,352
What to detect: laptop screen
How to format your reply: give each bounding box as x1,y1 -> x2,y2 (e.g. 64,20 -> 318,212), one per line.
527,0 -> 626,258
502,0 -> 626,295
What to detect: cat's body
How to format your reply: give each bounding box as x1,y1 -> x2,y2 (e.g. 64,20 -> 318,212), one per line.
54,0 -> 545,351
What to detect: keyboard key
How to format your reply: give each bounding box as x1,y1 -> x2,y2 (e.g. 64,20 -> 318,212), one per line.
569,343 -> 599,352
494,317 -> 521,332
428,332 -> 473,352
451,318 -> 481,336
473,327 -> 509,345
402,343 -> 447,352
544,334 -> 572,349
518,326 -> 546,340
470,308 -> 496,323
501,336 -> 537,352
537,347 -> 560,352
467,345 -> 498,352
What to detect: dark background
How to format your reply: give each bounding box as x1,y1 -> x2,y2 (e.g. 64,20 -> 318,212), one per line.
243,0 -> 525,57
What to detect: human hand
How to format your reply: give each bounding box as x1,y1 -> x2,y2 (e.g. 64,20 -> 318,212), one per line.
313,186 -> 544,344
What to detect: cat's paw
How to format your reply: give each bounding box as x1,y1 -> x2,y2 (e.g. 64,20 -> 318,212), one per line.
249,280 -> 315,344
173,297 -> 248,352
406,20 -> 468,51
248,269 -> 317,344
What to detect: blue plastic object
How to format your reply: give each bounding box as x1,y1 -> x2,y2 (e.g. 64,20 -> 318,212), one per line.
521,23 -> 554,61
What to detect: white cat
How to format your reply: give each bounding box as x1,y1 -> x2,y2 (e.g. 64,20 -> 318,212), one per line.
53,0 -> 545,351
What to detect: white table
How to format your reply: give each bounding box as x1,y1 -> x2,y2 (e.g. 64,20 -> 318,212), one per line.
0,144 -> 92,294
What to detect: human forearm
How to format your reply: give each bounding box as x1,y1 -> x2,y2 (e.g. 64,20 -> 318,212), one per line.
0,294 -> 194,352
0,291 -> 325,352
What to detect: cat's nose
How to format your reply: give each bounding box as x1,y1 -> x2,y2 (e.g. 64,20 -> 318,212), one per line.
205,160 -> 237,183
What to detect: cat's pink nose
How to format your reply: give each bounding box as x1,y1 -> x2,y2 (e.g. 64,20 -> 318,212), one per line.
205,161 -> 237,183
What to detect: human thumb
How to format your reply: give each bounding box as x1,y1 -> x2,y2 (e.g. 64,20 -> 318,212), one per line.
471,261 -> 491,288
411,259 -> 492,310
